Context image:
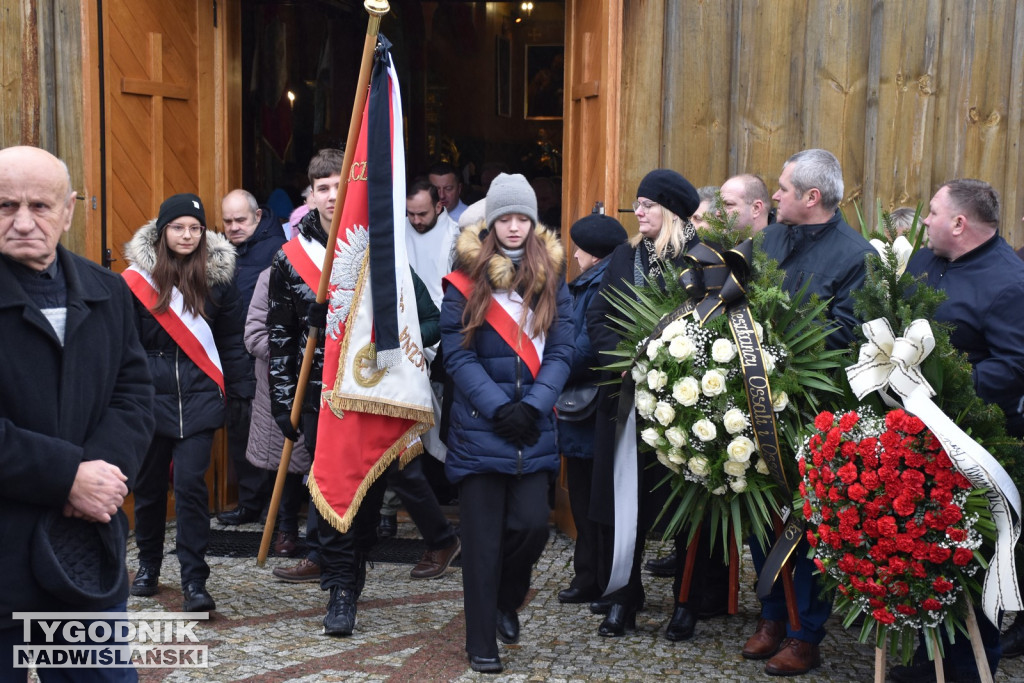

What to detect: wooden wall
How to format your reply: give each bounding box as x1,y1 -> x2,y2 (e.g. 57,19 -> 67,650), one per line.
1,0 -> 91,256
618,0 -> 1024,247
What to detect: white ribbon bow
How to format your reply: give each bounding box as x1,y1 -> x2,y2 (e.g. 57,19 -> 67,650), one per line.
846,318 -> 935,404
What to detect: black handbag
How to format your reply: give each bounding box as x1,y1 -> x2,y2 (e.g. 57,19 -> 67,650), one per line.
555,384 -> 599,422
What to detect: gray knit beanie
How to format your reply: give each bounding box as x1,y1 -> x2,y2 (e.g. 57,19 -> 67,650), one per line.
485,173 -> 538,229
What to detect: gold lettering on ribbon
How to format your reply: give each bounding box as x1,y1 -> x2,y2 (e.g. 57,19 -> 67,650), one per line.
398,326 -> 427,370
727,305 -> 804,598
349,161 -> 368,182
728,307 -> 788,495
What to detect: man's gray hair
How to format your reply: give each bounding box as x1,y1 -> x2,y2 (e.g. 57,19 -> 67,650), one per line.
784,149 -> 844,211
226,189 -> 260,216
697,185 -> 718,204
942,178 -> 1000,229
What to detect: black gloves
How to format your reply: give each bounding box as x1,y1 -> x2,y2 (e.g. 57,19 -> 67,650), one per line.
275,413 -> 301,442
306,301 -> 328,330
226,397 -> 252,428
493,402 -> 541,448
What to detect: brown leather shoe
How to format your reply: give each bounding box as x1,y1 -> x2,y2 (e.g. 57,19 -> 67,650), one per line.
410,537 -> 461,579
741,618 -> 786,660
272,558 -> 320,583
764,638 -> 821,676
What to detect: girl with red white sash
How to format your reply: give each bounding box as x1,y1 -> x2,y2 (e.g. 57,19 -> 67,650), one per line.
122,193 -> 251,613
440,174 -> 573,674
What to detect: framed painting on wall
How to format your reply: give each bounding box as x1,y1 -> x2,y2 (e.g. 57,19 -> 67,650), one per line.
524,44 -> 563,119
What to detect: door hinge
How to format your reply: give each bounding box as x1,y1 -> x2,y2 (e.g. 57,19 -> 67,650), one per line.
213,0 -> 218,28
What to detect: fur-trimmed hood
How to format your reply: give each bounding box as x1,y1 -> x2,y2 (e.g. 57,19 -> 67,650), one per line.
453,220 -> 565,292
124,220 -> 236,286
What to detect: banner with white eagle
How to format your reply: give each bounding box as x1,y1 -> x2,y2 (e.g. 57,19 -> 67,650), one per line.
310,37 -> 434,533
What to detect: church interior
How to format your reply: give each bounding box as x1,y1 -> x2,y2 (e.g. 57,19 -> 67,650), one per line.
241,1 -> 566,228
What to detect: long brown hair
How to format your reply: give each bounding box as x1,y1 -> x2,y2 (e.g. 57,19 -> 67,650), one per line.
151,231 -> 211,319
461,226 -> 560,346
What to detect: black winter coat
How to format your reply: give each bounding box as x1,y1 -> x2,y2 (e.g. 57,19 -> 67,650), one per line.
233,206 -> 286,311
124,222 -> 252,439
557,259 -> 610,459
586,239 -> 697,526
267,209 -> 329,419
0,248 -> 155,625
908,235 -> 1024,437
760,211 -> 873,350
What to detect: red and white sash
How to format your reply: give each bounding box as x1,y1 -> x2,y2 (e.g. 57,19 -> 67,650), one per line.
123,265 -> 224,392
281,233 -> 326,292
442,270 -> 543,378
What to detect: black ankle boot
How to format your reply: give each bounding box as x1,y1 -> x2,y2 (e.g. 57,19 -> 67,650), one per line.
598,603 -> 637,637
324,587 -> 357,637
665,602 -> 696,641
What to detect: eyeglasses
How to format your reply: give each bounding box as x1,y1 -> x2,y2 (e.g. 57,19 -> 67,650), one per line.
166,224 -> 205,236
632,200 -> 657,213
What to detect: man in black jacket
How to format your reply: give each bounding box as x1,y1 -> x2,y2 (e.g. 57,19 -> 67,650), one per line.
217,189 -> 286,527
890,179 -> 1024,682
743,149 -> 873,676
0,145 -> 155,679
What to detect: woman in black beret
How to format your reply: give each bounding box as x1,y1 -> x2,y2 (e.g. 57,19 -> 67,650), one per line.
584,169 -> 710,638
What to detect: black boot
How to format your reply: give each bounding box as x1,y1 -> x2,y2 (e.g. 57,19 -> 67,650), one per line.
665,602 -> 696,641
598,603 -> 637,637
324,587 -> 358,636
1003,617 -> 1024,659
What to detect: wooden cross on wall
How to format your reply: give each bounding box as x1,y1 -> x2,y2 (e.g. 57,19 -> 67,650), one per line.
120,32 -> 190,212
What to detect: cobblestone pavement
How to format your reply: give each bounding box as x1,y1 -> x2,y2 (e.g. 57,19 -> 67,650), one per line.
125,519 -> 1024,682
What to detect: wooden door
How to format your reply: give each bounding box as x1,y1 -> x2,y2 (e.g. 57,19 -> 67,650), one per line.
100,0 -> 229,520
561,0 -> 623,236
555,0 -> 623,536
102,1 -> 218,265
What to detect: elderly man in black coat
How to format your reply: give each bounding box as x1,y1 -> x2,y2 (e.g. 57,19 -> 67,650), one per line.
0,145 -> 155,679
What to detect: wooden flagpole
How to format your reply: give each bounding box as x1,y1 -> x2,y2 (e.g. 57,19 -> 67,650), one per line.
257,0 -> 391,567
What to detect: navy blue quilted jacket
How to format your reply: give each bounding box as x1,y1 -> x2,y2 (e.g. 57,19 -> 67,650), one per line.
440,223 -> 573,483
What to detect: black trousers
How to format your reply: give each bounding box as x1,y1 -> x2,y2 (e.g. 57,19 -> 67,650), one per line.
459,471 -> 551,659
133,430 -> 215,586
225,397 -> 273,511
385,457 -> 457,550
316,477 -> 387,591
671,518 -> 729,605
564,456 -> 603,592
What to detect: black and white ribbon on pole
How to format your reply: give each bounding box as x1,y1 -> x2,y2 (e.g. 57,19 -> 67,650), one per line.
846,317 -> 1022,624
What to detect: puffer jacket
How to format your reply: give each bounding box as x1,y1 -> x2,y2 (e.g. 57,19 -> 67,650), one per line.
244,267 -> 312,473
124,221 -> 252,439
557,258 -> 610,459
267,209 -> 328,420
440,221 -> 573,483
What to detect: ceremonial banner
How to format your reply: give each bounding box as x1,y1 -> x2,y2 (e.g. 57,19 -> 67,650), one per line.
310,38 -> 434,533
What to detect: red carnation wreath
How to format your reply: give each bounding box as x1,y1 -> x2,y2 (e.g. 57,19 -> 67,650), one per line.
799,407 -> 991,662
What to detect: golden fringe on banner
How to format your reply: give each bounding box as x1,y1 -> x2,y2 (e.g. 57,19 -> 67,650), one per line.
308,422 -> 429,533
324,390 -> 434,425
